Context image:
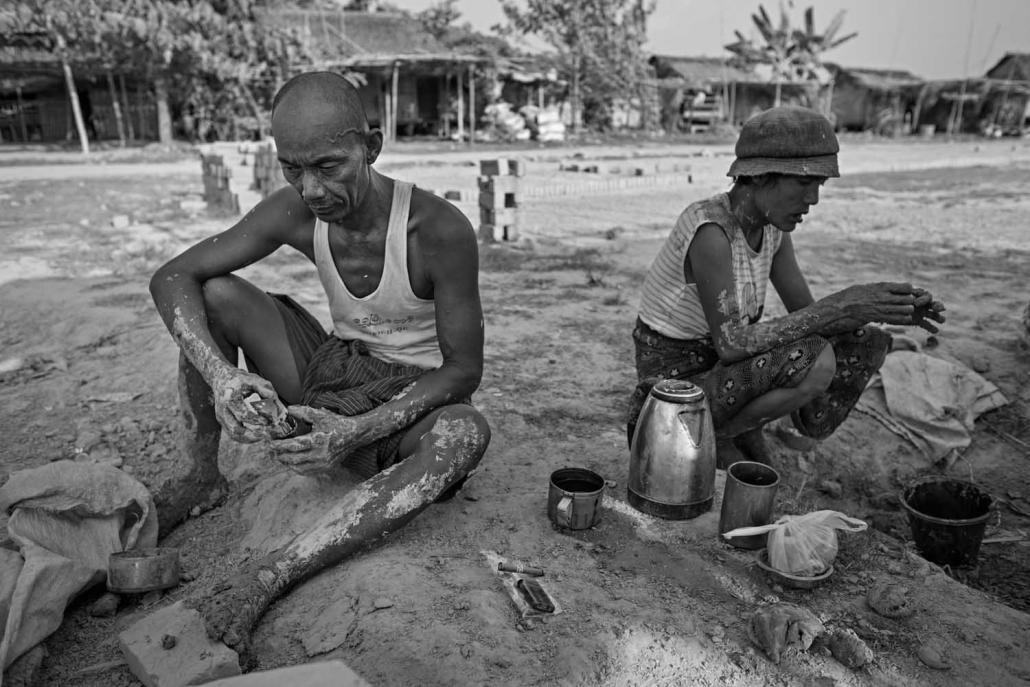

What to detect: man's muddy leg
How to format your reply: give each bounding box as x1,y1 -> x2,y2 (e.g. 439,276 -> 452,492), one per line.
715,343 -> 836,467
190,405 -> 490,654
151,351 -> 230,538
153,276 -> 307,537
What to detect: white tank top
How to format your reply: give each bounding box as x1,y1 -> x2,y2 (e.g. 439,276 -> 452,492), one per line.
313,181 -> 441,369
639,192 -> 782,340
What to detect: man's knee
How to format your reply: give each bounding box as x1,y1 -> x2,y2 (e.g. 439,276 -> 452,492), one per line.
442,405 -> 491,455
200,275 -> 245,326
796,339 -> 835,398
422,405 -> 491,467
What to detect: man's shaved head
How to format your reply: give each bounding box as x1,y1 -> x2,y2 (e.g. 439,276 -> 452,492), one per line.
271,71 -> 370,140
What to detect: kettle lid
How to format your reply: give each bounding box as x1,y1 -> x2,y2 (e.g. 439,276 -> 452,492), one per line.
651,379 -> 705,403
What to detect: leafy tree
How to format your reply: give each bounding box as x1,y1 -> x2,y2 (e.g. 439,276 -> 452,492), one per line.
4,0 -> 314,147
725,3 -> 857,107
497,0 -> 654,132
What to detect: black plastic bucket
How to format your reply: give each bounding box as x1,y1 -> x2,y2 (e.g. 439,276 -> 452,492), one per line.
900,478 -> 994,567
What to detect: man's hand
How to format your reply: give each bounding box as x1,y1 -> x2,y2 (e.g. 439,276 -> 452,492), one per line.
210,368 -> 282,443
269,405 -> 363,476
823,282 -> 944,332
911,288 -> 946,333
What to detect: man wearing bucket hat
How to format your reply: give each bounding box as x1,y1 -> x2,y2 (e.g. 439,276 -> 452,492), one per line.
628,106 -> 945,466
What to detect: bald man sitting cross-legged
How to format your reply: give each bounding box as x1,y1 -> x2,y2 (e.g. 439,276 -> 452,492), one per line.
149,71 -> 490,651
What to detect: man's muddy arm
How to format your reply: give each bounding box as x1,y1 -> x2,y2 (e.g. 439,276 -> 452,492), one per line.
689,224 -> 922,363
150,188 -> 315,438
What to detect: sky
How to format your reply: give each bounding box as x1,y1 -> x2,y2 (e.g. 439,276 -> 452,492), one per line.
385,0 -> 1030,80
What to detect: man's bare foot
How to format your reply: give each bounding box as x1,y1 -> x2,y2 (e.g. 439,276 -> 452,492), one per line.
733,427 -> 774,466
187,556 -> 277,656
152,468 -> 228,538
716,436 -> 748,470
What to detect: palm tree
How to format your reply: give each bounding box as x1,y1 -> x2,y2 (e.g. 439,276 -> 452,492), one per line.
725,3 -> 857,107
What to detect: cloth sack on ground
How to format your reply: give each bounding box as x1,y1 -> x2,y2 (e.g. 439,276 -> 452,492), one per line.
723,510 -> 868,576
0,461 -> 157,675
854,350 -> 1007,465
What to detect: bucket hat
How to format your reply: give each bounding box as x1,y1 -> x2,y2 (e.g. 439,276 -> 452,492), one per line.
727,106 -> 839,178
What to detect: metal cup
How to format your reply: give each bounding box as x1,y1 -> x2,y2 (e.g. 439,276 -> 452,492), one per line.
547,467 -> 605,530
718,461 -> 780,549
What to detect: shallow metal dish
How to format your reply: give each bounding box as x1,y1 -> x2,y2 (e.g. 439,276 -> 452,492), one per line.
754,548 -> 834,590
107,547 -> 181,593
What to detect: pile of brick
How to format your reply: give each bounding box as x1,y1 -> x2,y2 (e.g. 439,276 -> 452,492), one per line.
198,142 -> 272,217
253,143 -> 288,198
477,158 -> 524,243
200,153 -> 239,216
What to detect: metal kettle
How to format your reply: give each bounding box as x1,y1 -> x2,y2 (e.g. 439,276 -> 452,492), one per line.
628,379 -> 716,519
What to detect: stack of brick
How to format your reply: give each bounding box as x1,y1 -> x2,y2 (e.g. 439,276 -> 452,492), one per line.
478,158 -> 524,243
253,143 -> 288,198
200,153 -> 239,216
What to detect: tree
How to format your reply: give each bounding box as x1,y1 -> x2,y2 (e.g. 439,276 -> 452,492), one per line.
725,3 -> 857,107
498,0 -> 655,133
3,1 -> 93,152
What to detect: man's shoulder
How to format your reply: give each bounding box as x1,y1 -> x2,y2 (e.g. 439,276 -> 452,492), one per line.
408,185 -> 475,245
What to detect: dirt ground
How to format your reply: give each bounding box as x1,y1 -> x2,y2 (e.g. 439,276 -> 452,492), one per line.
1,136 -> 1029,686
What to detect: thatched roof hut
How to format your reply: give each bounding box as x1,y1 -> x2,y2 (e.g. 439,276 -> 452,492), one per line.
985,53 -> 1030,82
259,9 -> 487,139
912,78 -> 1030,136
828,64 -> 923,133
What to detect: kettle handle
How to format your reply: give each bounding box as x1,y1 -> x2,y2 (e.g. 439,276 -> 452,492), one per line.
677,409 -> 706,448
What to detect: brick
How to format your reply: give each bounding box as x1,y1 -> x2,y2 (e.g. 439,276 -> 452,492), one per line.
481,223 -> 519,242
119,601 -> 241,687
202,660 -> 372,687
478,191 -> 518,210
479,158 -> 525,177
477,175 -> 521,193
479,207 -> 520,227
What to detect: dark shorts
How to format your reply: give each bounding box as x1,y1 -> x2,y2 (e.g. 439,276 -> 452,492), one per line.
248,294 -> 429,479
627,318 -> 890,441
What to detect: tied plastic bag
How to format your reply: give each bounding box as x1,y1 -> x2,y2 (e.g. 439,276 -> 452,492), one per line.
723,510 -> 868,576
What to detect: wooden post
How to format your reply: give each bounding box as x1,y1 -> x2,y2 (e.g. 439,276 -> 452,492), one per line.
391,61 -> 399,141
106,71 -> 126,146
55,34 -> 89,154
136,83 -> 146,140
912,82 -> 929,133
440,74 -> 449,138
15,86 -> 28,142
468,63 -> 475,146
119,73 -> 135,141
456,67 -> 464,142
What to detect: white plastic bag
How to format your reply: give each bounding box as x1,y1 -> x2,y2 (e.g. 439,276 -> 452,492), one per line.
723,510 -> 868,576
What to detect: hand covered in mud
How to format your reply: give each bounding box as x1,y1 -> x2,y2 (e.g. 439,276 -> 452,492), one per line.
910,287 -> 946,333
210,367 -> 283,443
268,405 -> 364,476
824,282 -> 943,331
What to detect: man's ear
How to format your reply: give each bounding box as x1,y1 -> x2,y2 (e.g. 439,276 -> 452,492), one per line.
364,129 -> 384,164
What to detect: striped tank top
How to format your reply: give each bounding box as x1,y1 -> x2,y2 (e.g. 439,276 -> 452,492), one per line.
638,192 -> 782,340
313,181 -> 442,369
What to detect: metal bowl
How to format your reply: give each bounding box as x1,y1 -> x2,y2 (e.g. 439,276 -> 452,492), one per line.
107,547 -> 181,593
754,548 -> 834,590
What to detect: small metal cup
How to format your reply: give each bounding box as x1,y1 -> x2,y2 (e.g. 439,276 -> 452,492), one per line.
547,467 -> 605,530
718,461 -> 780,549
